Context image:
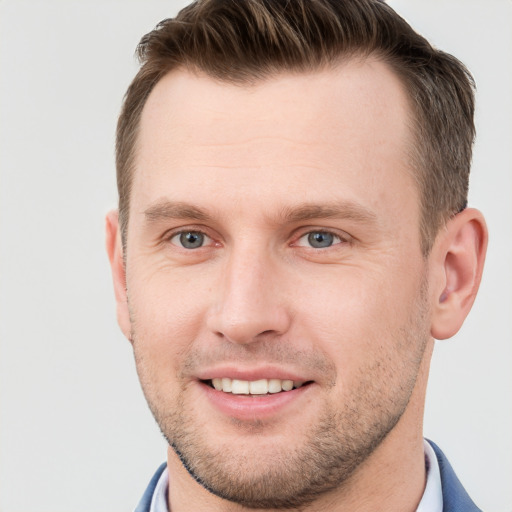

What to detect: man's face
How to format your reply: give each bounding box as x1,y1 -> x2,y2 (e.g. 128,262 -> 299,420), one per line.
121,61 -> 433,507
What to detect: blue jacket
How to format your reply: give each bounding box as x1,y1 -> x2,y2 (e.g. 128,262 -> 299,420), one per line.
134,441 -> 482,512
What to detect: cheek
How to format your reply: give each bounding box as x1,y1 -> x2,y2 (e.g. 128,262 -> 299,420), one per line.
292,265 -> 425,372
126,265 -> 215,366
295,268 -> 395,330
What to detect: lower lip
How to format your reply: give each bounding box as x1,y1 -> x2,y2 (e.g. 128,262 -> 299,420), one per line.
199,382 -> 313,421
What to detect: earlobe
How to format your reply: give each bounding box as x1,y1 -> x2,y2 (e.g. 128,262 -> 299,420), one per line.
105,210 -> 132,341
430,208 -> 488,340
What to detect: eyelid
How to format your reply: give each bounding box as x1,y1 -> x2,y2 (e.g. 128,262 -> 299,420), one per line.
292,228 -> 350,248
170,231 -> 212,248
164,225 -> 218,248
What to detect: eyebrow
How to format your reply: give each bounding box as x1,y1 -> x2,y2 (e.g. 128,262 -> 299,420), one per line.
278,203 -> 377,224
143,200 -> 377,225
144,201 -> 213,223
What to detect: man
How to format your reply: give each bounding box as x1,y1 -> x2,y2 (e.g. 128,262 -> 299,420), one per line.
106,0 -> 487,510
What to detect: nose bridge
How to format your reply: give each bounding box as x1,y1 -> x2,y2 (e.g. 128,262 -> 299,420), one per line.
208,238 -> 290,344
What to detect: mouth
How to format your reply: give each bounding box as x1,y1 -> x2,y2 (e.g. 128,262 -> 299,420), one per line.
202,378 -> 313,395
198,374 -> 316,421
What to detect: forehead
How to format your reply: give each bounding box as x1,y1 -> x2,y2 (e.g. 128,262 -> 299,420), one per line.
133,59 -> 418,232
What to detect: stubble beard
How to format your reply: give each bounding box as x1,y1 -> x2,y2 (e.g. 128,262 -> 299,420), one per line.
131,284 -> 430,509
152,387 -> 412,509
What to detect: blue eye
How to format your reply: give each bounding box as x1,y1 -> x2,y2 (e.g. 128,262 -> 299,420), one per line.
171,231 -> 209,249
297,231 -> 342,248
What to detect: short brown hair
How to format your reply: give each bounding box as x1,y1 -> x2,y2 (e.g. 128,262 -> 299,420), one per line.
116,0 -> 475,255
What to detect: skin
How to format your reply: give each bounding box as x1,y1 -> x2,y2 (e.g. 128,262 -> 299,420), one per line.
106,59 -> 487,511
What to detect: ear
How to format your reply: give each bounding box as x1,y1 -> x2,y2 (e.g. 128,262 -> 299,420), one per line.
105,210 -> 132,341
430,208 -> 488,340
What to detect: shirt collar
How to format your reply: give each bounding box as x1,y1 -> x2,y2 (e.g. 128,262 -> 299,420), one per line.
417,439 -> 443,512
149,464 -> 169,512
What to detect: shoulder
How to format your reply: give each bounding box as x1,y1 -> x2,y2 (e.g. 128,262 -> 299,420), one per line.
427,440 -> 482,512
134,463 -> 167,512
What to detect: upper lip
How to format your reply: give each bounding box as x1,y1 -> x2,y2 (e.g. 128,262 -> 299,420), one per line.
195,365 -> 312,383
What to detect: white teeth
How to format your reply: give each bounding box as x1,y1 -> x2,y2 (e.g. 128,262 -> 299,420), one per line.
221,377 -> 232,392
249,379 -> 269,395
281,379 -> 294,391
231,379 -> 249,395
209,377 -> 305,394
268,379 -> 282,394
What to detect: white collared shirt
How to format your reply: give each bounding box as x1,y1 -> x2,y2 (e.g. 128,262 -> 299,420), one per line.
149,464 -> 170,512
149,439 -> 443,512
417,439 -> 443,512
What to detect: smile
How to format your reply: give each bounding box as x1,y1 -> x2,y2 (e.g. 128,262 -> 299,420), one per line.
198,375 -> 315,421
208,378 -> 307,395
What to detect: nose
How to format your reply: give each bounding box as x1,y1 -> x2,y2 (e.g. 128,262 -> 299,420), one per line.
206,245 -> 292,345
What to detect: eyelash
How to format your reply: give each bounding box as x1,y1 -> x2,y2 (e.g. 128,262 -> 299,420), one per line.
168,230 -> 215,249
294,230 -> 345,249
166,228 -> 349,250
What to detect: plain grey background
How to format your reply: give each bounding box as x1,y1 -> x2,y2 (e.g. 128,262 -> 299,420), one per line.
0,1 -> 511,511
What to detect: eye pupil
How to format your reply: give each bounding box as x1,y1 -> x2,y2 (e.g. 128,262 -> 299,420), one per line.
180,232 -> 204,249
308,232 -> 334,248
